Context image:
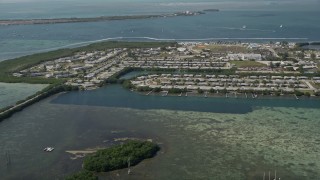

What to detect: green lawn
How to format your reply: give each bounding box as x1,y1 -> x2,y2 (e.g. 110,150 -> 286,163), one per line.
194,45 -> 251,53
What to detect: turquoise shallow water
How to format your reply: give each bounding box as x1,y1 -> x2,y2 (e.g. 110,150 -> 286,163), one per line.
0,85 -> 319,179
0,83 -> 47,109
1,1 -> 320,179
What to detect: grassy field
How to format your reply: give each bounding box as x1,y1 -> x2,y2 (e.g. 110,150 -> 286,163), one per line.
0,41 -> 176,84
194,45 -> 251,53
231,60 -> 268,68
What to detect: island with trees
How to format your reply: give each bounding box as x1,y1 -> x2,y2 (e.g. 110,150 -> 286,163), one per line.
66,140 -> 160,180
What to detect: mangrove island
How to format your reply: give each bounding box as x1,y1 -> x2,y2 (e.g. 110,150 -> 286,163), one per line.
66,140 -> 160,179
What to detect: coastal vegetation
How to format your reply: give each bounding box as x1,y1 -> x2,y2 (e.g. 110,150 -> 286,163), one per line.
65,141 -> 159,179
106,67 -> 142,84
0,84 -> 78,122
194,44 -> 250,53
137,86 -> 152,92
296,42 -> 320,48
65,171 -> 98,180
0,11 -> 205,26
294,90 -> 312,97
169,88 -> 187,94
122,80 -> 135,89
203,9 -> 220,12
83,140 -> 160,172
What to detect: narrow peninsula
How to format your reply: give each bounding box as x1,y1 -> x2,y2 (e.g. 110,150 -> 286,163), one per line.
0,11 -> 205,26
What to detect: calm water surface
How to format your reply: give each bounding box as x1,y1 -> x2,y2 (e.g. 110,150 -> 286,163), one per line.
0,85 -> 319,180
51,85 -> 320,113
0,83 -> 47,109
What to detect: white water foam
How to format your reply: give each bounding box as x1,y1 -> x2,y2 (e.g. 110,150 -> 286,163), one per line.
0,36 -> 309,57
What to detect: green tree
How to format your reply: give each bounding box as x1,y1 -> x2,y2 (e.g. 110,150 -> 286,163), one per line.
311,53 -> 316,60
83,141 -> 160,172
304,92 -> 311,97
122,80 -> 134,89
154,87 -> 162,92
280,52 -> 289,60
297,52 -> 305,59
197,88 -> 204,94
294,90 -> 304,97
281,41 -> 289,46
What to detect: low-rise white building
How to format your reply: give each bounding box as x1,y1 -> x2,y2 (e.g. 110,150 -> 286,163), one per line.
227,53 -> 262,61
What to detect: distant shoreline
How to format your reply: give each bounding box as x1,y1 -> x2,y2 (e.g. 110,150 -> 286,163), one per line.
0,11 -> 206,26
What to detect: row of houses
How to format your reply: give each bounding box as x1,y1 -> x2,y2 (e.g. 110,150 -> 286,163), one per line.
132,74 -> 316,92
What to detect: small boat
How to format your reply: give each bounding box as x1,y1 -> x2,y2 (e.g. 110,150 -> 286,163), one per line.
44,147 -> 54,152
242,25 -> 247,29
280,24 -> 283,28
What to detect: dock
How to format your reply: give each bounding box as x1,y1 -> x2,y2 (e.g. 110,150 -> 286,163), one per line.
5,151 -> 11,167
146,90 -> 153,96
162,91 -> 168,96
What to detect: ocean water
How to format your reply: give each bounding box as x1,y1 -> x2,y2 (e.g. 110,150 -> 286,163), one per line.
0,85 -> 319,179
0,83 -> 47,109
0,2 -> 320,179
0,1 -> 320,61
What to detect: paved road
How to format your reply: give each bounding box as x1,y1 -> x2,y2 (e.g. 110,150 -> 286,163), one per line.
304,80 -> 316,90
0,92 -> 44,116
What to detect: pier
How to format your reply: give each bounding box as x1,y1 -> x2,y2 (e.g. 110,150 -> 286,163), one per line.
146,89 -> 153,96
263,170 -> 280,180
162,91 -> 168,96
5,151 -> 11,168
